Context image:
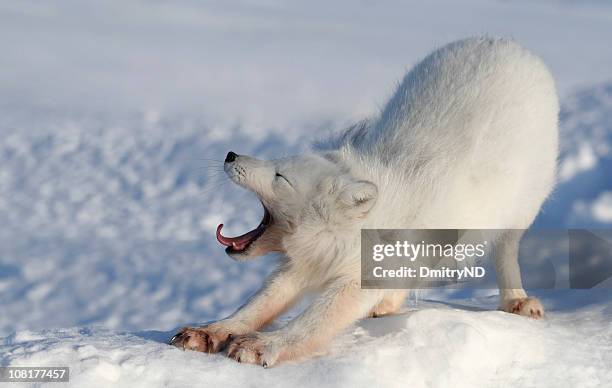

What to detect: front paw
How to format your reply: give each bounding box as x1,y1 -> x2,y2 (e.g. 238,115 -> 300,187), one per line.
500,297 -> 544,319
226,333 -> 281,367
170,325 -> 231,353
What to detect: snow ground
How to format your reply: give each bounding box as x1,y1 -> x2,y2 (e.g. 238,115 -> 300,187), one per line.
1,0 -> 612,387
2,292 -> 612,387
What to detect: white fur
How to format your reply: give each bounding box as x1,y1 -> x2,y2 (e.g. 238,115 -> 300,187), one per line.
172,37 -> 559,366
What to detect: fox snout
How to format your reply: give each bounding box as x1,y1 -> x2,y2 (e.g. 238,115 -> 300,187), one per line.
225,151 -> 239,163
222,151 -> 274,203
223,151 -> 253,188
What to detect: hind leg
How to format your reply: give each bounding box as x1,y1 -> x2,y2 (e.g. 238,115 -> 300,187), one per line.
368,290 -> 407,318
494,230 -> 544,319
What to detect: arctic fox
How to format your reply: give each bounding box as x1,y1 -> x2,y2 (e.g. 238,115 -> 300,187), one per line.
171,37 -> 558,366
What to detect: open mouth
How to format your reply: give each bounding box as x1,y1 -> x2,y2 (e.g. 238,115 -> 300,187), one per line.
216,203 -> 272,254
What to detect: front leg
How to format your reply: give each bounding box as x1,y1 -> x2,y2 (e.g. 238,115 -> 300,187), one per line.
226,279 -> 382,366
171,266 -> 304,353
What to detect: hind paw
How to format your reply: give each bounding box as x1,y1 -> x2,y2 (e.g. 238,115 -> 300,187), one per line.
500,297 -> 544,319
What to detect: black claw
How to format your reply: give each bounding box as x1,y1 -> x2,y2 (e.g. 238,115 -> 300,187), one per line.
237,357 -> 241,363
207,334 -> 213,352
170,332 -> 184,345
262,361 -> 268,368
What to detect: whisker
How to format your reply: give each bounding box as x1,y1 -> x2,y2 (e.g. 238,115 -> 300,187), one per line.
200,181 -> 231,196
196,158 -> 225,163
198,164 -> 225,168
203,171 -> 227,176
203,175 -> 228,182
197,165 -> 225,171
198,168 -> 226,173
201,168 -> 228,175
202,176 -> 230,186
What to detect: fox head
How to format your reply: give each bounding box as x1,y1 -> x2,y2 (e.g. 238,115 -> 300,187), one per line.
216,151 -> 378,260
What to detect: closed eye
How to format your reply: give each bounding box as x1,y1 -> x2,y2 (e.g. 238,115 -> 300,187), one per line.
275,172 -> 293,187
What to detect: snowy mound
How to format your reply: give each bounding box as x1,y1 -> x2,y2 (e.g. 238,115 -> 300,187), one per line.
536,82 -> 612,227
3,295 -> 611,387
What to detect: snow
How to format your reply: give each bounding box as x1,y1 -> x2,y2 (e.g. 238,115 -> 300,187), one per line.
3,294 -> 612,387
1,0 -> 612,386
535,81 -> 612,228
591,192 -> 612,222
2,0 -> 612,130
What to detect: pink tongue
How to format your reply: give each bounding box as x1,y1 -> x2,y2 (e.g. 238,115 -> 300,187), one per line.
216,224 -> 262,251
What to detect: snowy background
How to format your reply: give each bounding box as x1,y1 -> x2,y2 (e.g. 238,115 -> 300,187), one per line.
1,0 -> 611,386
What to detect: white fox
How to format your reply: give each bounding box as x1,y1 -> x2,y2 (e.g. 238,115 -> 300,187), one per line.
171,37 -> 559,367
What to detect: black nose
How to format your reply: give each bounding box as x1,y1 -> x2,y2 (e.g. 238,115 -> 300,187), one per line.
225,151 -> 238,163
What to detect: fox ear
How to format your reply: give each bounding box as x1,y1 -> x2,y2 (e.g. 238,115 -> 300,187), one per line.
337,180 -> 378,218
